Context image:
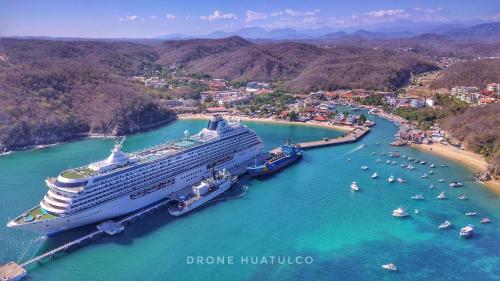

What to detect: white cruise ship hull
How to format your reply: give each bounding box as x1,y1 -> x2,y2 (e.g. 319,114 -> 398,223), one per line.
8,145 -> 261,235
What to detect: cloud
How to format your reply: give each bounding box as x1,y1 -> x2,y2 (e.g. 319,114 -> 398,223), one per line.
246,10 -> 267,22
120,15 -> 138,22
364,9 -> 408,19
149,16 -> 157,20
165,14 -> 176,20
200,10 -> 238,21
269,9 -> 320,17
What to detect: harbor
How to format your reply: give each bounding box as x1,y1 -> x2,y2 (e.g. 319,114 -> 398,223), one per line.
1,118 -> 498,281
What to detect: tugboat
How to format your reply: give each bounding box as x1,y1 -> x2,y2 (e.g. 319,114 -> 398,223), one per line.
168,170 -> 237,216
247,142 -> 302,177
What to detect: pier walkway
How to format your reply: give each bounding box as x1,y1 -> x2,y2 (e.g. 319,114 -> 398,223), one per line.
18,197 -> 172,269
270,126 -> 370,154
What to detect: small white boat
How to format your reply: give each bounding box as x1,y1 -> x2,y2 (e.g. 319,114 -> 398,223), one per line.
386,160 -> 391,164
439,220 -> 451,229
414,209 -> 420,214
406,165 -> 415,170
407,157 -> 413,161
382,263 -> 398,271
429,184 -> 435,189
437,191 -> 446,199
390,161 -> 397,165
347,158 -> 351,161
375,159 -> 382,163
421,174 -> 429,178
351,182 -> 359,191
458,194 -> 469,200
440,164 -> 448,167
361,165 -> 368,170
449,182 -> 463,188
430,163 -> 435,168
392,206 -> 408,217
397,178 -> 406,183
411,194 -> 424,200
402,155 -> 407,159
465,212 -> 477,216
480,217 -> 490,224
420,161 -> 427,165
460,225 -> 474,238
372,172 -> 378,179
388,175 -> 395,183
438,179 -> 445,182
428,171 -> 433,175
400,163 -> 407,167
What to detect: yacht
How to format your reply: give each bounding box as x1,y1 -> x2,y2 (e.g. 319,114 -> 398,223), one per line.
168,170 -> 237,216
449,182 -> 463,188
351,182 -> 360,191
7,116 -> 264,235
460,225 -> 474,238
458,194 -> 469,200
411,194 -> 424,200
371,172 -> 378,179
388,175 -> 395,183
480,217 -> 490,224
438,220 -> 451,229
381,263 -> 398,271
437,191 -> 446,200
392,206 -> 408,218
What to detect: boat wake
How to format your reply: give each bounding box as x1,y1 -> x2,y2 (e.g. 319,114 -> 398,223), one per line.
16,235 -> 47,264
341,144 -> 366,158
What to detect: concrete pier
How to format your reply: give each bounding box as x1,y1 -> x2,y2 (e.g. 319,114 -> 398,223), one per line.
0,262 -> 26,281
270,126 -> 370,153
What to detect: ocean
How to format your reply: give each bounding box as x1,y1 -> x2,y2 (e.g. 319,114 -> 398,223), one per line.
0,115 -> 499,281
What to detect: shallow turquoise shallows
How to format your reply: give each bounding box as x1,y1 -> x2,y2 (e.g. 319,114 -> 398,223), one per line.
1,115 -> 499,281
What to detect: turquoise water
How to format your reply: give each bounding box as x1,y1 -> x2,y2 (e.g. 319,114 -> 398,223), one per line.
1,116 -> 499,281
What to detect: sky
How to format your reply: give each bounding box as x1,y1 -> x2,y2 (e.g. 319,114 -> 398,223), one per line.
1,0 -> 499,38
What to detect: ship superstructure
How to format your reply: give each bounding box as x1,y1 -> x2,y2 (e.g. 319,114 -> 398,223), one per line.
7,116 -> 263,234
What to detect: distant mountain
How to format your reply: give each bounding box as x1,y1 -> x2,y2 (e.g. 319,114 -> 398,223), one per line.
444,22 -> 500,42
157,21 -> 499,41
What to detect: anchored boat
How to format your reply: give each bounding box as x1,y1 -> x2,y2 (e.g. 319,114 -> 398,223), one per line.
247,143 -> 303,177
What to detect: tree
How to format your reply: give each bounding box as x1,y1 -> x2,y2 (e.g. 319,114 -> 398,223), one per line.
359,114 -> 367,124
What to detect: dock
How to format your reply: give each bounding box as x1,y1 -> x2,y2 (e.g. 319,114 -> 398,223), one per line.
0,197 -> 174,279
270,126 -> 370,154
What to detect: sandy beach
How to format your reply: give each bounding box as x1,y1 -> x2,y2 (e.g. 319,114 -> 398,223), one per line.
178,113 -> 353,132
412,143 -> 500,194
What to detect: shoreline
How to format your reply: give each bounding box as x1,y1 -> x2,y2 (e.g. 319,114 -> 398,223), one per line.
178,113 -> 352,132
412,143 -> 500,195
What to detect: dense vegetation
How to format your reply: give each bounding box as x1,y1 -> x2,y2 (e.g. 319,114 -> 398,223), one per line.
430,59 -> 500,89
440,103 -> 500,175
0,39 -> 175,151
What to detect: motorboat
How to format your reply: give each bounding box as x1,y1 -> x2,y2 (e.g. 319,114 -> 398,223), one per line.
351,182 -> 360,191
400,163 -> 407,168
460,225 -> 474,238
430,163 -> 435,168
420,161 -> 427,165
437,191 -> 446,199
361,165 -> 368,170
429,184 -> 435,189
465,212 -> 477,216
375,159 -> 382,163
381,263 -> 398,271
440,164 -> 448,167
406,165 -> 415,170
438,179 -> 445,182
458,194 -> 469,200
386,160 -> 391,164
390,161 -> 397,165
372,172 -> 378,179
428,170 -> 434,175
388,175 -> 395,183
421,174 -> 429,178
392,206 -> 408,217
438,220 -> 451,229
411,194 -> 424,200
449,182 -> 463,188
480,217 -> 490,224
397,178 -> 406,183
407,157 -> 413,161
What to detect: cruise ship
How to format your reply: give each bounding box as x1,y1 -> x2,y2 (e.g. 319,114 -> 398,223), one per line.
7,116 -> 264,235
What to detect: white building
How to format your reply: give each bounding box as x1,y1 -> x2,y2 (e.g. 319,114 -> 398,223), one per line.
425,98 -> 436,107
